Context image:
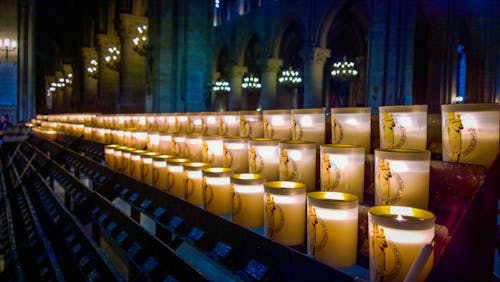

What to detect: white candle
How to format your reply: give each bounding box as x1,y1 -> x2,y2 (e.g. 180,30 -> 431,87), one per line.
239,111 -> 264,138
187,113 -> 203,134
369,206 -> 435,282
307,192 -> 359,268
441,103 -> 500,169
279,141 -> 317,192
202,135 -> 224,166
157,114 -> 168,132
171,134 -> 187,157
264,181 -> 306,246
248,139 -> 280,181
158,133 -> 173,155
320,145 -> 365,202
152,155 -> 174,191
223,137 -> 249,173
96,128 -> 106,143
147,115 -> 158,131
132,131 -> 148,150
130,150 -> 147,180
166,158 -> 191,198
202,168 -> 234,216
218,112 -> 240,136
230,174 -> 266,228
330,107 -> 371,153
201,112 -> 219,135
167,115 -> 180,134
105,145 -> 119,169
185,134 -> 204,162
176,114 -> 189,134
379,105 -> 428,150
262,109 -> 292,141
183,162 -> 211,206
291,108 -> 325,145
141,152 -> 159,185
375,149 -> 431,209
147,132 -> 160,152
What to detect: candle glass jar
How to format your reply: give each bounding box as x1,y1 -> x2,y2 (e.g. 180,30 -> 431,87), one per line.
279,141 -> 317,192
239,111 -> 264,138
157,114 -> 168,132
130,150 -> 147,180
121,147 -> 134,175
202,135 -> 224,166
167,114 -> 180,134
171,134 -> 187,157
201,112 -> 219,135
147,132 -> 160,152
185,134 -> 204,162
230,173 -> 266,228
320,144 -> 365,202
330,107 -> 371,153
132,131 -> 148,150
291,108 -> 325,145
141,152 -> 159,185
375,149 -> 431,209
202,168 -> 234,216
113,146 -> 129,172
441,103 -> 500,168
218,111 -> 240,136
105,144 -> 120,169
158,133 -> 173,155
368,206 -> 435,282
223,137 -> 249,173
176,114 -> 189,134
248,138 -> 280,181
264,181 -> 306,246
379,105 -> 428,150
183,162 -> 211,206
166,158 -> 191,198
152,154 -> 175,191
262,109 -> 292,141
187,113 -> 203,134
307,192 -> 359,268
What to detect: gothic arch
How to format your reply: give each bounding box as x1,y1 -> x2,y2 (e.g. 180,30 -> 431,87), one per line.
271,17 -> 306,59
213,43 -> 231,78
235,31 -> 259,66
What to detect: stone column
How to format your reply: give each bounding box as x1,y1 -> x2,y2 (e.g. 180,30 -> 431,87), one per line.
228,65 -> 247,110
96,34 -> 120,114
62,64 -> 73,112
82,47 -> 99,112
118,13 -> 148,113
259,58 -> 283,110
300,47 -> 331,108
44,75 -> 55,112
54,71 -> 64,113
353,56 -> 367,106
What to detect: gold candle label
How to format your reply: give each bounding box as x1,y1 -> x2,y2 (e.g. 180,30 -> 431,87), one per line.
291,115 -> 303,140
222,143 -> 233,168
186,116 -> 193,133
249,145 -> 264,173
445,111 -> 477,162
219,116 -> 228,136
383,112 -> 407,148
371,223 -> 402,282
263,116 -> 273,138
331,114 -> 344,144
377,159 -> 404,205
240,117 -> 251,137
265,193 -> 284,239
171,139 -> 178,155
280,149 -> 297,180
167,170 -> 175,192
202,177 -> 213,207
201,119 -> 208,135
307,206 -> 328,256
174,117 -> 180,133
202,140 -> 213,163
230,184 -> 242,216
183,171 -> 193,199
321,153 -> 341,191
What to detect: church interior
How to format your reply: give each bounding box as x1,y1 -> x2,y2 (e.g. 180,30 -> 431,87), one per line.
0,0 -> 499,281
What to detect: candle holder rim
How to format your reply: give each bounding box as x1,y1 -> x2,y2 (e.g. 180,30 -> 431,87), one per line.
264,181 -> 306,195
375,148 -> 431,160
249,138 -> 281,144
202,134 -> 223,139
202,167 -> 234,177
321,144 -> 364,150
441,102 -> 500,112
183,162 -> 211,170
369,205 -> 435,230
105,144 -> 121,149
166,158 -> 191,164
379,104 -> 428,113
239,110 -> 263,116
280,140 -> 317,149
231,173 -> 266,185
330,106 -> 371,114
218,111 -> 239,116
290,108 -> 325,114
262,109 -> 291,115
223,136 -> 249,142
140,152 -> 160,158
130,149 -> 148,155
153,154 -> 175,161
147,131 -> 161,135
307,191 -> 359,209
185,133 -> 203,138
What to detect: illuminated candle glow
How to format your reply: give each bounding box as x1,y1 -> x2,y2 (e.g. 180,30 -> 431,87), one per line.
218,111 -> 240,136
185,134 -> 204,162
379,105 -> 428,150
330,107 -> 371,153
279,141 -> 317,192
239,111 -> 264,138
105,144 -> 120,169
183,162 -> 211,206
223,137 -> 249,173
141,152 -> 159,185
166,158 -> 191,198
230,173 -> 266,228
202,167 -> 234,216
152,154 -> 175,191
262,109 -> 292,141
202,135 -> 224,166
291,108 -> 325,145
201,112 -> 219,135
248,138 -> 280,181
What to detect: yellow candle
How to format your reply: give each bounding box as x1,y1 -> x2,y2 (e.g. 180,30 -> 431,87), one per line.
218,111 -> 240,136
379,105 -> 428,150
105,144 -> 119,170
158,133 -> 173,155
132,131 -> 148,149
369,206 -> 435,282
320,144 -> 365,202
113,146 -> 128,172
187,113 -> 203,134
239,111 -> 264,138
166,158 -> 190,198
248,138 -> 280,181
176,114 -> 189,134
152,154 -> 175,191
262,109 -> 292,141
330,107 -> 371,153
147,132 -> 160,152
291,108 -> 325,145
202,168 -> 233,216
279,141 -> 317,192
223,137 -> 249,173
183,162 -> 211,206
104,129 -> 112,144
96,128 -> 106,143
307,192 -> 358,268
121,148 -> 133,175
185,134 -> 204,162
157,114 -> 168,132
375,149 -> 430,209
141,152 -> 159,185
130,150 -> 147,180
167,115 -> 180,134
147,115 -> 158,131
264,181 -> 306,246
201,112 -> 219,135
202,135 -> 224,166
171,134 -> 187,157
230,173 -> 266,228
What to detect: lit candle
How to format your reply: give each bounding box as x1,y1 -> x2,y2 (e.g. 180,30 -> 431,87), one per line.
141,152 -> 159,185
307,192 -> 358,268
158,133 -> 173,155
132,131 -> 148,150
171,134 -> 187,157
201,112 -> 219,135
202,135 -> 224,166
167,114 -> 180,134
279,141 -> 317,192
147,114 -> 158,131
441,103 -> 500,168
185,134 -> 204,162
176,114 -> 189,134
104,129 -> 112,144
239,111 -> 264,138
379,105 -> 428,150
121,147 -> 133,175
368,206 -> 435,282
166,158 -> 191,198
330,107 -> 371,153
96,128 -> 106,143
230,173 -> 266,228
157,114 -> 168,132
123,130 -> 133,147
183,162 -> 211,206
218,111 -> 240,136
264,181 -> 306,246
187,113 -> 203,134
291,108 -> 325,145
262,109 -> 292,141
152,154 -> 175,191
130,150 -> 147,180
147,132 -> 160,152
113,146 -> 128,172
223,137 -> 249,173
248,138 -> 280,181
105,144 -> 120,170
202,167 -> 234,216
374,149 -> 431,209
320,144 -> 365,202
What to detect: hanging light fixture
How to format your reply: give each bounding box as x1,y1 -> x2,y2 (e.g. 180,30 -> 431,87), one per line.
104,46 -> 120,70
87,59 -> 98,78
0,38 -> 17,62
331,56 -> 358,80
242,74 -> 261,89
213,79 -> 231,93
278,66 -> 302,87
132,25 -> 148,56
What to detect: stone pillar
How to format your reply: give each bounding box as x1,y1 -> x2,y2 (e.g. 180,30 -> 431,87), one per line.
82,47 -> 98,112
118,13 -> 148,113
259,58 -> 283,110
300,47 -> 331,108
54,71 -> 64,113
228,65 -> 247,110
96,34 -> 120,114
353,56 -> 367,106
62,64 -> 73,112
44,75 -> 55,112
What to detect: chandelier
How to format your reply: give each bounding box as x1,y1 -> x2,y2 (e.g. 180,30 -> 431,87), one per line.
104,46 -> 120,70
213,79 -> 231,93
331,56 -> 358,80
278,67 -> 302,87
132,25 -> 148,56
87,59 -> 98,78
242,74 -> 261,89
0,38 -> 17,62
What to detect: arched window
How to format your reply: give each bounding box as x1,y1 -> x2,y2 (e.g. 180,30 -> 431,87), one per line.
456,43 -> 466,103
